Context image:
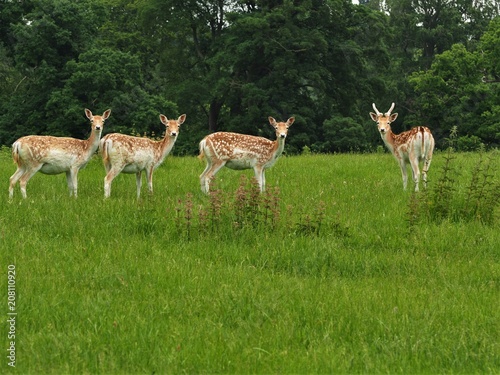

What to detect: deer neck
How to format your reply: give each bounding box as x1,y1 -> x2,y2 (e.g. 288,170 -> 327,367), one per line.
84,128 -> 102,155
155,135 -> 177,163
271,136 -> 286,160
380,130 -> 397,155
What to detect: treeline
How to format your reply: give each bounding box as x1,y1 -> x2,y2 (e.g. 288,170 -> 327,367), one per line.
0,0 -> 499,154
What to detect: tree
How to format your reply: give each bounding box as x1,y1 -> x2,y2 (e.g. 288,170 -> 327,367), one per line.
0,0 -> 35,53
138,0 -> 234,136
219,0 -> 334,151
1,0 -> 495,152
476,17 -> 500,146
387,0 -> 499,70
140,0 -> 396,153
0,0 -> 106,145
479,17 -> 500,83
323,116 -> 371,152
46,48 -> 178,141
409,18 -> 500,149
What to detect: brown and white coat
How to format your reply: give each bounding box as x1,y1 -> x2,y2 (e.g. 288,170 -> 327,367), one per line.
100,114 -> 186,198
198,116 -> 295,193
370,103 -> 434,192
9,109 -> 111,198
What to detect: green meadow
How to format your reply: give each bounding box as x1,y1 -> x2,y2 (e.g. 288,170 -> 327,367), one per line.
1,147 -> 499,374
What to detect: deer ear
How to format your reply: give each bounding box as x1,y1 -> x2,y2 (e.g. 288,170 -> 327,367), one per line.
159,114 -> 168,125
390,113 -> 398,122
85,109 -> 93,120
103,109 -> 111,120
369,112 -> 379,122
268,117 -> 277,126
178,114 -> 186,125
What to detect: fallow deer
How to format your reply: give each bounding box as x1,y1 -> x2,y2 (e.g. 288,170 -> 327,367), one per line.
9,108 -> 111,199
198,116 -> 295,193
370,103 -> 435,192
100,114 -> 186,198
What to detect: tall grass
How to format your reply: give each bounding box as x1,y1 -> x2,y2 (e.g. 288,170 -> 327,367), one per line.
408,129 -> 500,226
1,148 -> 499,374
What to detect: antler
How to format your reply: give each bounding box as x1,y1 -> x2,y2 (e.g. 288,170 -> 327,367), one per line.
386,102 -> 395,116
372,103 -> 381,115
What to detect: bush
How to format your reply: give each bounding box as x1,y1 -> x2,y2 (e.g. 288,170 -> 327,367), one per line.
456,135 -> 484,152
407,130 -> 499,227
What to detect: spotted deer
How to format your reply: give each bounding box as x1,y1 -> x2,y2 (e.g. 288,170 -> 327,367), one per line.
9,108 -> 111,199
370,103 -> 435,192
100,114 -> 186,198
198,116 -> 295,193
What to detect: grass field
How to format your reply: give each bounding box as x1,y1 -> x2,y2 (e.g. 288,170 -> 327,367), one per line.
1,147 -> 499,374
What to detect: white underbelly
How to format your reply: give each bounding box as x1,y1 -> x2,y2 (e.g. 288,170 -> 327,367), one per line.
37,151 -> 80,175
225,158 -> 256,170
39,163 -> 69,175
122,164 -> 145,174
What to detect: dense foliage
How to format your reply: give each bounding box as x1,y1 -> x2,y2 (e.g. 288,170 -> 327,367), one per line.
0,0 -> 499,153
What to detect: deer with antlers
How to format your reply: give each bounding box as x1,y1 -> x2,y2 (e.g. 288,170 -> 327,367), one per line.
198,116 -> 295,193
100,114 -> 186,198
9,108 -> 111,199
370,103 -> 435,192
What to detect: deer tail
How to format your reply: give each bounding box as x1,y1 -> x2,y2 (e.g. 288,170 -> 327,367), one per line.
100,138 -> 110,165
419,127 -> 427,155
11,141 -> 21,166
198,139 -> 206,161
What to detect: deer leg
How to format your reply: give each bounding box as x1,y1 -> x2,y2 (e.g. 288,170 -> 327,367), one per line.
422,155 -> 433,189
201,161 -> 225,194
103,159 -> 112,174
399,160 -> 408,191
145,167 -> 155,196
18,165 -> 42,199
253,167 -> 265,192
66,171 -> 74,197
9,166 -> 26,199
104,167 -> 123,198
66,168 -> 79,197
136,171 -> 143,198
200,158 -> 213,194
409,157 -> 420,192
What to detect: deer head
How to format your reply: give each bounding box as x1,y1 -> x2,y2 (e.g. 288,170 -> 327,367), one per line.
268,116 -> 295,139
370,103 -> 398,134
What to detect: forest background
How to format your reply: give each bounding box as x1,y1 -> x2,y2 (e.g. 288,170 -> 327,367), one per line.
0,0 -> 499,155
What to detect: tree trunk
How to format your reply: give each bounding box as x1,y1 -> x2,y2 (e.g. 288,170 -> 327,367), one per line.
208,99 -> 223,133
